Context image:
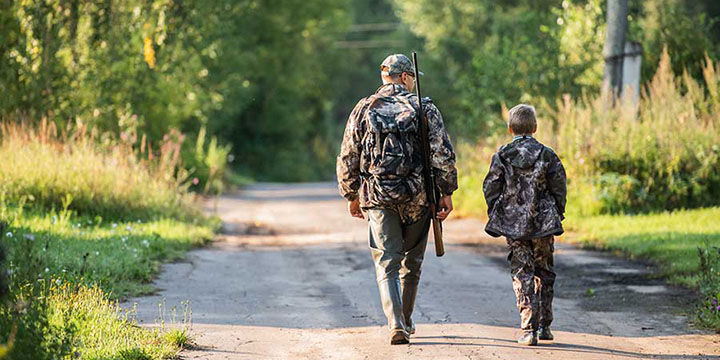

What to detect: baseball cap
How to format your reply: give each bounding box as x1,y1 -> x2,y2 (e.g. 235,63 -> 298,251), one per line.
380,54 -> 424,76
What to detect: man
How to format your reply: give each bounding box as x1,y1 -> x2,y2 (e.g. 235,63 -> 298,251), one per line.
337,54 -> 458,345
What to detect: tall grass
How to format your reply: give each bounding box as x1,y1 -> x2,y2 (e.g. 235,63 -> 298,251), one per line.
0,120 -> 200,221
456,48 -> 720,217
541,48 -> 720,215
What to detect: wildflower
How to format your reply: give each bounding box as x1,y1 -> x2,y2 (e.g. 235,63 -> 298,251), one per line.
5,232 -> 12,238
112,223 -> 118,228
126,225 -> 133,232
713,299 -> 718,306
45,268 -> 50,273
23,234 -> 35,241
193,177 -> 200,186
142,239 -> 150,248
717,305 -> 720,312
95,251 -> 100,256
55,279 -> 62,286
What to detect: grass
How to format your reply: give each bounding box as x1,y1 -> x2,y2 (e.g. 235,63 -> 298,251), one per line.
4,208 -> 218,298
0,121 -> 222,359
0,121 -> 200,221
565,207 -> 720,287
564,207 -> 720,330
1,206 -> 218,359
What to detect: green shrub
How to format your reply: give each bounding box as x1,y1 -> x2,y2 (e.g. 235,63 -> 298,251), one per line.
182,126 -> 232,195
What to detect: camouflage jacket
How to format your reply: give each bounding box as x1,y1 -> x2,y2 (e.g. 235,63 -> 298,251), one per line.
483,136 -> 566,240
337,83 -> 458,224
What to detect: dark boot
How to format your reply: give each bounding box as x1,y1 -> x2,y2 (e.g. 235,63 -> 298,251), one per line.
401,280 -> 418,335
517,330 -> 538,346
390,328 -> 409,345
538,326 -> 554,341
378,278 -> 408,344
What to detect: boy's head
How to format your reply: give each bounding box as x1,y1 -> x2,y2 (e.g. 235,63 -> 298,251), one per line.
508,104 -> 537,136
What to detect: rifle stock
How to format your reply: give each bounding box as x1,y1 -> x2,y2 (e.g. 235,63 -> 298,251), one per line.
412,51 -> 445,257
430,204 -> 444,256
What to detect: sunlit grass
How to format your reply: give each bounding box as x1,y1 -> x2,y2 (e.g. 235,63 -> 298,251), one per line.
5,209 -> 218,298
565,207 -> 720,287
0,121 -> 201,221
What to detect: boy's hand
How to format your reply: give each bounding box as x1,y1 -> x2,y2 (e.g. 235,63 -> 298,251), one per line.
348,199 -> 364,219
436,195 -> 453,221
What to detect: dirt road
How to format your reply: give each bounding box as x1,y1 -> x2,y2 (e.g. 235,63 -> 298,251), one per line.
127,183 -> 720,359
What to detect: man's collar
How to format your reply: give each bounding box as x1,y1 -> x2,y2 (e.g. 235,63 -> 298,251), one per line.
376,83 -> 409,94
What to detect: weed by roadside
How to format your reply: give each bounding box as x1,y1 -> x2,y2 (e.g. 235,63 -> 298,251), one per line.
697,241 -> 720,331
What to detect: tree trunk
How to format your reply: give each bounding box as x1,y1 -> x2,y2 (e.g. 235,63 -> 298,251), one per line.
602,0 -> 629,99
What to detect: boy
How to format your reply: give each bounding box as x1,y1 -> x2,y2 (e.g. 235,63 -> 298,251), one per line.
482,104 -> 567,346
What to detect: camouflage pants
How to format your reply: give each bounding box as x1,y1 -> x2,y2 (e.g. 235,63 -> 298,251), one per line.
507,236 -> 556,331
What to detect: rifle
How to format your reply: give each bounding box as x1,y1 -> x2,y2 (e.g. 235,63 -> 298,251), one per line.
412,51 -> 445,257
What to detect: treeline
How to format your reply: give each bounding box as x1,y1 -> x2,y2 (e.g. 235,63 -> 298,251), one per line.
393,0 -> 720,137
2,0 -> 719,182
0,0 -> 350,181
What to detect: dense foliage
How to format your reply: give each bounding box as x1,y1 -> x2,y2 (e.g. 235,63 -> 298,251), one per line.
392,0 -> 720,138
0,0 -> 350,182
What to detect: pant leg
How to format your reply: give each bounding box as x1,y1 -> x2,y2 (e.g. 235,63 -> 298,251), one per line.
508,238 -> 538,331
368,208 -> 406,330
399,209 -> 431,285
399,209 -> 431,325
532,236 -> 556,328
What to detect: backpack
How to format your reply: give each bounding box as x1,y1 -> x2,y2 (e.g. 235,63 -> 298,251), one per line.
362,93 -> 421,206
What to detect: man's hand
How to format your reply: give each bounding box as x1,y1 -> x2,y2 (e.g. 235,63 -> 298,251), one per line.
436,195 -> 453,221
348,199 -> 364,219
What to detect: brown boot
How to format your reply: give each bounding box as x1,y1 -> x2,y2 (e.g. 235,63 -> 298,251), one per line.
390,328 -> 410,345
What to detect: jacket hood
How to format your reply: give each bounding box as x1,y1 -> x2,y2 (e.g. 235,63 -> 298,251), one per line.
499,137 -> 544,169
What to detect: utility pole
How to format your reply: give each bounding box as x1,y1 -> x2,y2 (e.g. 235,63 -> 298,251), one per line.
602,0 -> 629,99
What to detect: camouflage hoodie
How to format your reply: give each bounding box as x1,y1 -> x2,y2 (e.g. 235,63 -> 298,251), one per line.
483,136 -> 566,240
